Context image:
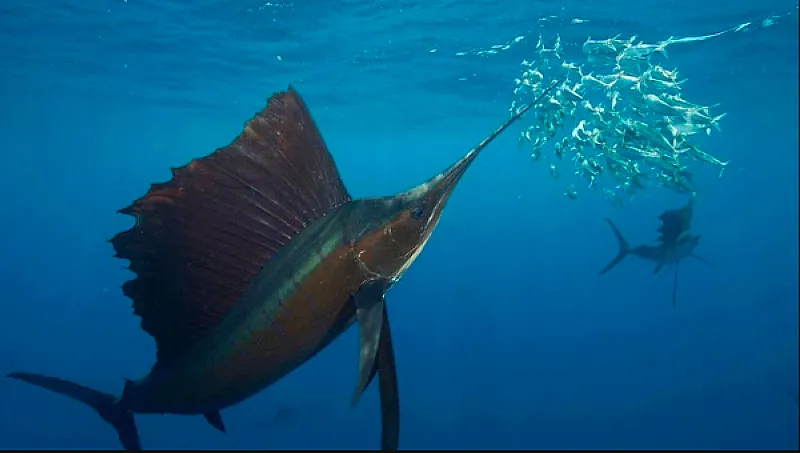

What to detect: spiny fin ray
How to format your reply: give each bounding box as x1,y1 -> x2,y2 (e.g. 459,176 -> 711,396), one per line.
110,86 -> 351,371
657,196 -> 694,246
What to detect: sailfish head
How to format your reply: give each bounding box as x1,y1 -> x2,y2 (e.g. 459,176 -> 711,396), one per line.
671,231 -> 701,260
347,78 -> 561,286
352,146 -> 481,283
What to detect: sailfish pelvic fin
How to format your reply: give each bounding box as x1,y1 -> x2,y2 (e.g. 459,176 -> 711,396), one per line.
672,261 -> 680,307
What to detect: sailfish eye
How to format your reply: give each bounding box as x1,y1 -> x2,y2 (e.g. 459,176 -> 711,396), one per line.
410,206 -> 425,220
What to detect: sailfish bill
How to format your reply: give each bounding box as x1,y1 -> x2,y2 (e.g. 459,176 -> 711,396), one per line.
7,80 -> 561,450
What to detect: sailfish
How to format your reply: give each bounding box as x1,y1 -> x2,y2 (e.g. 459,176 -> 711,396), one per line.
6,82 -> 560,450
598,195 -> 715,306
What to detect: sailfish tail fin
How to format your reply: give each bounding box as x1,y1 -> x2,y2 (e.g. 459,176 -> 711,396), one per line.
599,218 -> 632,275
7,372 -> 141,450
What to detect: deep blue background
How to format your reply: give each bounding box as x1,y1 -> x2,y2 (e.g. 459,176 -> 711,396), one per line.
0,0 -> 797,449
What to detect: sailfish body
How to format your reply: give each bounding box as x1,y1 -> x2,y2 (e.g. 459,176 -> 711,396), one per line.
8,83 -> 560,449
598,196 -> 715,306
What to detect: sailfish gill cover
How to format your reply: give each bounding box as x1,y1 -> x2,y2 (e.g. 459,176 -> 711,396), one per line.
0,0 -> 797,450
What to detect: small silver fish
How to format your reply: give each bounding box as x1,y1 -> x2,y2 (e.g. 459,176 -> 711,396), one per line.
581,72 -> 617,91
565,184 -> 579,199
558,85 -> 583,102
553,141 -> 565,160
602,188 -> 623,207
649,65 -> 679,82
684,144 -> 729,177
641,75 -> 683,95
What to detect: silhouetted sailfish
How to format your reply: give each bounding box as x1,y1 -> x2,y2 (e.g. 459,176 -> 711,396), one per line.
7,81 -> 561,450
598,196 -> 715,306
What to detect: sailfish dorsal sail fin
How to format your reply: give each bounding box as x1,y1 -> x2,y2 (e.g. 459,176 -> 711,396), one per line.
656,196 -> 694,246
110,87 -> 351,370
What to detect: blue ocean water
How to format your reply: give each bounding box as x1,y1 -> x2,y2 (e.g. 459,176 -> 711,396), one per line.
0,0 -> 797,449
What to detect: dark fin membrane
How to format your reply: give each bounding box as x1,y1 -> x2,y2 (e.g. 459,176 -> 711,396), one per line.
204,411 -> 226,433
7,372 -> 141,450
110,86 -> 352,370
657,196 -> 694,246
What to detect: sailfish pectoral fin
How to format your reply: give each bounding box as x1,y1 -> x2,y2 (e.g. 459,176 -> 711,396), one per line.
351,279 -> 390,408
654,263 -> 664,274
204,411 -> 226,433
689,253 -> 716,268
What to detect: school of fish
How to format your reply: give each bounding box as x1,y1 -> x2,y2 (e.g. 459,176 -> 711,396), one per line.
510,34 -> 730,206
